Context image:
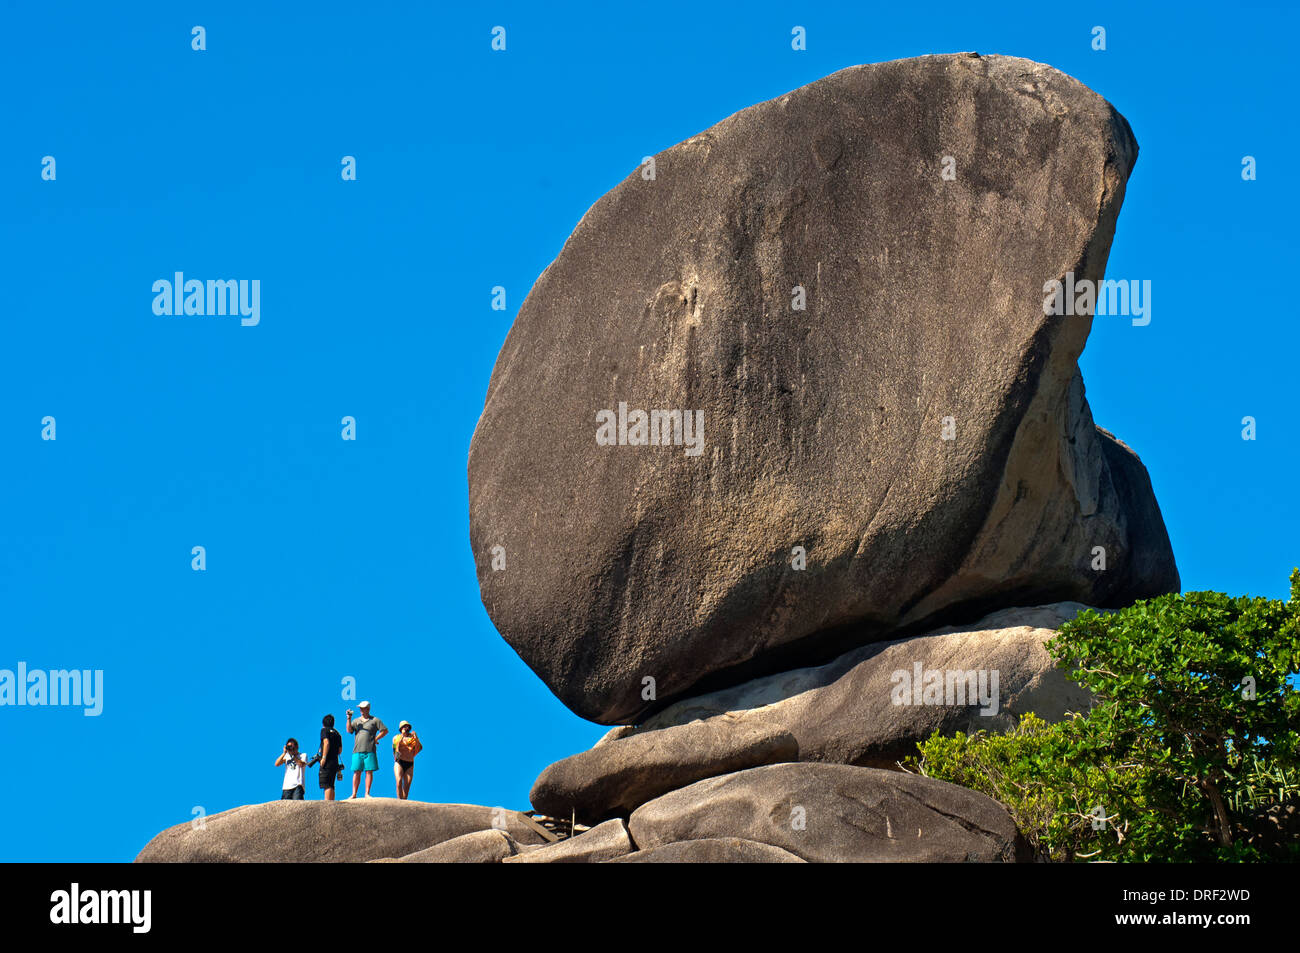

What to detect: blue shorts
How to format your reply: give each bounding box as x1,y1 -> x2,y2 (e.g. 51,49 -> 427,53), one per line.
351,750 -> 378,772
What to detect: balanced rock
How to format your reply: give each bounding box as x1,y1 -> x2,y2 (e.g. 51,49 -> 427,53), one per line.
530,604 -> 1090,821
610,837 -> 806,863
502,818 -> 634,863
636,603 -> 1091,765
469,52 -> 1178,724
628,763 -> 1029,862
135,800 -> 547,863
530,718 -> 798,822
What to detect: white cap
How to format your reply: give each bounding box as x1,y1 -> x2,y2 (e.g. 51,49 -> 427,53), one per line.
359,700 -> 371,709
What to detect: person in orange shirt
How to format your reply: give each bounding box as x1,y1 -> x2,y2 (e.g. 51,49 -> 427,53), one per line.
392,720 -> 423,799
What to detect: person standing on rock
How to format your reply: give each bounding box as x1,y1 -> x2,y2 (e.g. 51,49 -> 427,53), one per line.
391,720 -> 422,799
275,738 -> 307,800
308,713 -> 345,801
346,701 -> 387,798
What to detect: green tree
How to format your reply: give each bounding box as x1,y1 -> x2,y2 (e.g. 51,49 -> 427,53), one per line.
906,570 -> 1300,861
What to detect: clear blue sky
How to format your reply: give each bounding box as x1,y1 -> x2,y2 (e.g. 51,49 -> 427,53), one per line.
1,2 -> 1296,861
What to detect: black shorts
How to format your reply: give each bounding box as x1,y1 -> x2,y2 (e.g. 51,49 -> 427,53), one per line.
318,764 -> 337,789
281,785 -> 304,800
395,759 -> 413,771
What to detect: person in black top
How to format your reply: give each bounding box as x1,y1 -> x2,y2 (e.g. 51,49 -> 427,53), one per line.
308,713 -> 344,801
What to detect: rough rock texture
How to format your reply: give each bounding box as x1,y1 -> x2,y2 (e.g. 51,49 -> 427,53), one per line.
135,800 -> 547,863
533,603 -> 1092,816
635,602 -> 1091,766
530,604 -> 1089,822
502,818 -> 634,863
530,719 -> 798,822
468,52 -> 1179,724
628,763 -> 1029,863
610,837 -> 806,863
385,829 -> 522,863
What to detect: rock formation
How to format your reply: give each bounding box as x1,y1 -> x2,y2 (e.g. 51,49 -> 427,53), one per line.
502,818 -> 634,863
135,800 -> 548,863
468,52 -> 1178,725
531,603 -> 1091,821
531,718 -> 799,821
609,837 -> 805,863
138,54 -> 1181,865
377,829 -> 525,863
628,764 -> 1030,863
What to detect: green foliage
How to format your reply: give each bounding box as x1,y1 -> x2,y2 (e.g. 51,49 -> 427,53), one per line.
1223,753 -> 1300,814
904,714 -> 1126,861
905,570 -> 1300,862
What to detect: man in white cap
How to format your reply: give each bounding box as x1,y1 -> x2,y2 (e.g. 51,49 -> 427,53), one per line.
345,701 -> 388,798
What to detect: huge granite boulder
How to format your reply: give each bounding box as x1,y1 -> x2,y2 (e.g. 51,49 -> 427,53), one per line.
628,763 -> 1029,862
468,52 -> 1178,724
135,800 -> 547,863
531,603 -> 1090,821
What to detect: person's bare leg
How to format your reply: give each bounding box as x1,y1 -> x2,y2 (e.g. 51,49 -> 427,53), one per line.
404,764 -> 414,799
394,762 -> 403,798
350,770 -> 361,799
364,769 -> 374,796
325,786 -> 335,802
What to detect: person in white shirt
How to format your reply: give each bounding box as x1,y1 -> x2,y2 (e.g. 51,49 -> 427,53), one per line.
275,738 -> 308,800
